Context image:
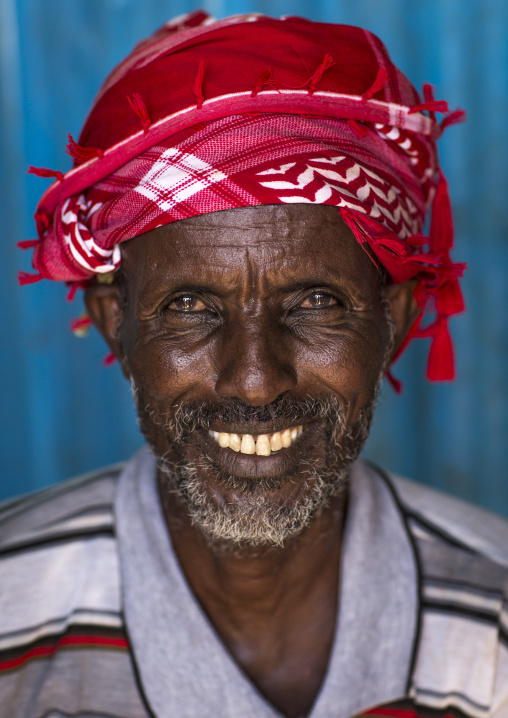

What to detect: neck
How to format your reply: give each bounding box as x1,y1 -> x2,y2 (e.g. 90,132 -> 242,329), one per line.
158,473 -> 347,606
157,474 -> 348,718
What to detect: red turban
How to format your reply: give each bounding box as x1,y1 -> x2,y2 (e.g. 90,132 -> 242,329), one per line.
23,10 -> 466,382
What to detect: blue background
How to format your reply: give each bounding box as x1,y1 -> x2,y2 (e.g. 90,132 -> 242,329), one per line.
1,0 -> 507,514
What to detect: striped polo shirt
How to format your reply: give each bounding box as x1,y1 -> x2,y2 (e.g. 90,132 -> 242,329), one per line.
0,447 -> 507,718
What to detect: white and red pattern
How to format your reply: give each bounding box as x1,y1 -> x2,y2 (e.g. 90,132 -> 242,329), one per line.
256,156 -> 420,237
61,195 -> 120,274
59,113 -> 434,263
134,148 -> 228,211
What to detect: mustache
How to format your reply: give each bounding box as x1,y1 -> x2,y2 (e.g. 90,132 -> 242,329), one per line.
168,393 -> 347,440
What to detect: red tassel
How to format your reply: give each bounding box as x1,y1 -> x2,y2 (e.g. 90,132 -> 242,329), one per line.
412,281 -> 428,312
193,61 -> 205,109
372,236 -> 407,257
435,271 -> 466,316
348,119 -> 369,137
308,53 -> 335,94
66,134 -> 104,164
339,208 -> 367,244
66,281 -> 89,302
18,271 -> 44,285
414,320 -> 438,340
127,92 -> 151,133
422,83 -> 435,104
338,208 -> 382,269
439,108 -> 467,134
27,166 -> 64,181
405,233 -> 428,248
67,283 -> 79,302
361,67 -> 389,104
17,239 -> 39,250
70,316 -> 92,332
385,370 -> 403,394
421,83 -> 438,121
430,169 -> 454,253
408,100 -> 449,115
426,317 -> 455,381
34,209 -> 51,233
251,67 -> 274,97
102,352 -> 117,366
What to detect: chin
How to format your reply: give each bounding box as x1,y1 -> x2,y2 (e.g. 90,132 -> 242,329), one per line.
157,413 -> 372,550
132,382 -> 377,549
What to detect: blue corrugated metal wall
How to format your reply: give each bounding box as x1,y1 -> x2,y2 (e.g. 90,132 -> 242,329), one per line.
1,0 -> 507,515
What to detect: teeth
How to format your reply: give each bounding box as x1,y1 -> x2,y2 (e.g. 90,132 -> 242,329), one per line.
256,435 -> 271,456
209,426 -> 303,456
281,429 -> 292,448
218,432 -> 229,448
270,432 -> 282,452
229,433 -> 241,452
240,434 -> 256,454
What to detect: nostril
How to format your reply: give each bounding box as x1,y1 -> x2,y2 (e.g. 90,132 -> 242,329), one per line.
214,332 -> 296,406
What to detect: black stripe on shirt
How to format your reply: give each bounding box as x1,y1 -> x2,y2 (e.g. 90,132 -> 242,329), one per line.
415,687 -> 489,713
424,575 -> 505,599
405,513 -> 478,554
38,503 -> 115,529
422,599 -> 500,626
0,466 -> 122,524
0,608 -> 122,645
0,527 -> 115,558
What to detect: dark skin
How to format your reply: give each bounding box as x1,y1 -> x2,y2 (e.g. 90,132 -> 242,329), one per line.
86,204 -> 419,718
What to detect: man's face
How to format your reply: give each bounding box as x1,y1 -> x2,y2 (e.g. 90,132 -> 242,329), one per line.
91,205 -> 407,547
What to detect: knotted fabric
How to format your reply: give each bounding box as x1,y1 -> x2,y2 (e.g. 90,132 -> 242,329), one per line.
25,10 -> 466,381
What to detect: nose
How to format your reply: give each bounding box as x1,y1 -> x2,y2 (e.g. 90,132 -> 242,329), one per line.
214,316 -> 297,406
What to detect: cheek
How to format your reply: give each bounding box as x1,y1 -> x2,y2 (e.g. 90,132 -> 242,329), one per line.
124,330 -> 218,408
294,318 -> 388,411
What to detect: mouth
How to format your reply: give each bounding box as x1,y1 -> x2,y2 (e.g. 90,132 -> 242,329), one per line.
208,425 -> 304,457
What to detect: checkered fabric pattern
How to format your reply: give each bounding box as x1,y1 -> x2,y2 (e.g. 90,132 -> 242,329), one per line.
24,11 -> 466,380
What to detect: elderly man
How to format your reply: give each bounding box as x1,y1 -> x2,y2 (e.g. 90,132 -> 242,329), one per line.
3,11 -> 508,718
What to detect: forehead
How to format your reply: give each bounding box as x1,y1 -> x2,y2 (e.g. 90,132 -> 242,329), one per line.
119,204 -> 380,298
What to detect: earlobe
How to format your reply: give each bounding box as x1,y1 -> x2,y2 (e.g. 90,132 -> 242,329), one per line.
383,280 -> 421,358
84,283 -> 131,379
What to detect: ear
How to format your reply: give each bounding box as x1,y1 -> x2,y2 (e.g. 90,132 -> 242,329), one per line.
84,282 -> 131,379
383,280 -> 421,358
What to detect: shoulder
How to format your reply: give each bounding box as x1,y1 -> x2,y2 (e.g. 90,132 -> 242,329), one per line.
0,461 -> 123,551
375,465 -> 508,718
0,464 -> 156,716
387,469 -> 508,569
0,463 -> 125,663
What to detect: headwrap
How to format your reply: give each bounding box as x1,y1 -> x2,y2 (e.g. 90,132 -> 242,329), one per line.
22,10 -> 466,384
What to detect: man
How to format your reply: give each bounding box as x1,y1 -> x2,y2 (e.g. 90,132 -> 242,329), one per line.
3,10 -> 508,718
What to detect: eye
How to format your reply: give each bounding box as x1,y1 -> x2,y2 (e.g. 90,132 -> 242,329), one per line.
300,292 -> 338,309
168,295 -> 207,312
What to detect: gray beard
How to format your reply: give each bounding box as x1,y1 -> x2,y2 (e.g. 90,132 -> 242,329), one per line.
133,390 -> 379,550
162,459 -> 347,550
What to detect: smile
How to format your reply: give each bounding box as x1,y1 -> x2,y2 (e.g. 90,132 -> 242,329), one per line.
208,426 -> 304,456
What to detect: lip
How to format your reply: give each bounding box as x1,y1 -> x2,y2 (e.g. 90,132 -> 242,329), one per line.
194,422 -> 322,480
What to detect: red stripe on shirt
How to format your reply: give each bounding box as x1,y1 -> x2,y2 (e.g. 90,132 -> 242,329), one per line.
0,635 -> 129,672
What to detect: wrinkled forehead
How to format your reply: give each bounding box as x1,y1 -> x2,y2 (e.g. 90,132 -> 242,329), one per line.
119,205 -> 382,303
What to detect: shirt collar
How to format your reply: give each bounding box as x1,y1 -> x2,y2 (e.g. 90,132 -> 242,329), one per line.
115,448 -> 418,718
